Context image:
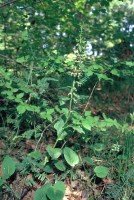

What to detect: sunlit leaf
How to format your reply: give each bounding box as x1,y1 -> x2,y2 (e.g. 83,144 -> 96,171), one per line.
94,166 -> 109,178
63,147 -> 79,167
2,156 -> 16,179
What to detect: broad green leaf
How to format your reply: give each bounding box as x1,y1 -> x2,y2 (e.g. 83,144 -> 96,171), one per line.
11,88 -> 18,93
40,112 -> 46,119
84,111 -> 91,116
46,181 -> 65,200
25,104 -> 40,113
40,111 -> 53,121
54,119 -> 65,134
47,108 -> 54,114
22,129 -> 35,139
117,155 -> 127,160
5,82 -> 12,88
111,69 -> 120,76
83,157 -> 94,165
86,115 -> 96,124
2,90 -> 13,96
61,108 -> 69,117
44,165 -> 54,173
21,30 -> 28,40
2,156 -> 16,179
16,93 -> 24,99
72,118 -> 81,125
28,150 -> 43,159
72,126 -> 84,133
54,161 -> 66,171
46,145 -> 62,159
46,114 -> 52,122
96,74 -> 112,81
82,120 -> 91,131
34,183 -> 51,200
87,70 -> 93,76
17,105 -> 26,114
63,147 -> 79,167
90,143 -> 105,152
57,131 -> 67,141
94,166 -> 109,178
16,56 -> 27,63
7,95 -> 15,100
125,61 -> 134,66
92,64 -> 103,70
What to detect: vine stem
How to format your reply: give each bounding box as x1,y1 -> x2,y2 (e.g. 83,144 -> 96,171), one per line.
69,79 -> 76,113
53,139 -> 58,148
0,0 -> 18,8
82,81 -> 98,114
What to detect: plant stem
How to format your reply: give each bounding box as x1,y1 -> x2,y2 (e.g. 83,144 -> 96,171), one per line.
83,81 -> 98,114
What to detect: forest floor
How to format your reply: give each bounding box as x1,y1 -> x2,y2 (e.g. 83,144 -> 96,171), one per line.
0,88 -> 134,200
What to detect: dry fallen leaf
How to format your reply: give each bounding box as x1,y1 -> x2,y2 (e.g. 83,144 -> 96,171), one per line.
102,178 -> 114,184
25,140 -> 36,150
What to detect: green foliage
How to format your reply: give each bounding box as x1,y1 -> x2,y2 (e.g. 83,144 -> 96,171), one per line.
63,147 -> 79,167
2,156 -> 16,179
0,156 -> 16,187
94,166 -> 109,178
46,181 -> 66,200
83,157 -> 94,165
34,183 -> 50,200
0,0 -> 133,199
46,145 -> 62,159
34,182 -> 65,200
54,161 -> 66,172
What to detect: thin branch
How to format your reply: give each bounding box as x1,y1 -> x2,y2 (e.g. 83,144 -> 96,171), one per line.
82,81 -> 98,114
0,53 -> 36,69
35,111 -> 66,149
35,118 -> 58,150
0,0 -> 18,8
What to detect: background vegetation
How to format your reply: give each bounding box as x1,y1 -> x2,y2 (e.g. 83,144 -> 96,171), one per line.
0,0 -> 134,199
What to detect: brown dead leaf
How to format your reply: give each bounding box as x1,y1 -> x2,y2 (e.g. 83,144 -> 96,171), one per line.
0,149 -> 3,156
0,164 -> 3,176
72,190 -> 82,197
47,173 -> 54,180
81,190 -> 90,199
64,184 -> 72,197
71,180 -> 79,188
102,178 -> 114,184
0,140 -> 6,149
25,140 -> 36,150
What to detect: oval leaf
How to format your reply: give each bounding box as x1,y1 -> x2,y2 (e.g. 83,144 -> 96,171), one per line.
63,147 -> 79,167
34,189 -> 47,200
46,181 -> 65,200
34,183 -> 51,200
83,157 -> 94,165
17,105 -> 26,114
46,145 -> 62,159
82,120 -> 91,131
94,166 -> 109,178
2,156 -> 16,179
54,161 -> 66,171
